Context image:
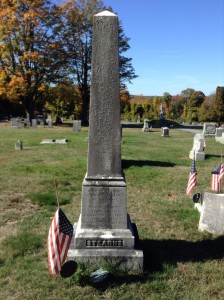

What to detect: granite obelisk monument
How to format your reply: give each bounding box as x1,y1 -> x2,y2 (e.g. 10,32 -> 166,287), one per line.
68,11 -> 143,272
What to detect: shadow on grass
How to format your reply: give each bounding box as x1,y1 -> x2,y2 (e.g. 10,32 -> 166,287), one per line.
122,159 -> 175,169
86,237 -> 224,291
141,237 -> 224,272
205,154 -> 222,159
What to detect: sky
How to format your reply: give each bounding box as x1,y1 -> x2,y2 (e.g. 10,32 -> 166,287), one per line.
103,0 -> 224,96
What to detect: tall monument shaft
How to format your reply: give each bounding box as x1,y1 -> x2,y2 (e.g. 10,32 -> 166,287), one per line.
87,11 -> 121,178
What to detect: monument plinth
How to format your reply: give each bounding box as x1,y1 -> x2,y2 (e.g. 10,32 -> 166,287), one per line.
68,10 -> 143,272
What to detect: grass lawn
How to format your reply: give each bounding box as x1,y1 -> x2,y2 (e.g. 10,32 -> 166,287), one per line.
1,122 -> 224,299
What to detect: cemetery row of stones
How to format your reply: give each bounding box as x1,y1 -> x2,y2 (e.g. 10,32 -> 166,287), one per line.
189,123 -> 224,161
186,122 -> 224,236
10,117 -> 81,131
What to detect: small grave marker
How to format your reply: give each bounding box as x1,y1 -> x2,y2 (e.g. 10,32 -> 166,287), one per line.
161,127 -> 169,137
15,140 -> 23,150
73,120 -> 81,131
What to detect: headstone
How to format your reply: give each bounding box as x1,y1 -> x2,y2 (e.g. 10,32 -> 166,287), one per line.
203,123 -> 216,136
137,114 -> 141,123
197,192 -> 224,235
24,118 -> 30,128
161,127 -> 169,137
39,120 -> 44,127
11,118 -> 17,127
11,118 -> 22,128
67,11 -> 143,272
46,115 -> 53,128
15,140 -> 23,150
73,120 -> 81,131
48,120 -> 53,128
142,119 -> 151,132
32,119 -> 37,128
55,139 -> 68,144
189,133 -> 205,161
215,127 -> 224,144
215,127 -> 224,137
40,139 -> 68,144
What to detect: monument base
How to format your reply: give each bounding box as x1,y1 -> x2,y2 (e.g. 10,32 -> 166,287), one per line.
67,217 -> 143,273
67,248 -> 143,272
189,150 -> 205,161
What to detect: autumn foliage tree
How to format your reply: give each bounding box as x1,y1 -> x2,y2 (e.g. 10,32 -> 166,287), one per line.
0,0 -> 137,122
59,0 -> 137,123
45,82 -> 82,119
0,0 -> 66,120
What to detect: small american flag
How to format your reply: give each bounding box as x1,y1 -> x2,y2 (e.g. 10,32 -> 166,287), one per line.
186,157 -> 197,195
47,208 -> 73,276
211,163 -> 224,193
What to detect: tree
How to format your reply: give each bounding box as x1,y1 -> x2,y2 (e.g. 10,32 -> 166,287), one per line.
198,98 -> 217,122
120,88 -> 131,114
163,92 -> 172,118
180,88 -> 195,99
45,82 -> 82,119
152,96 -> 162,119
186,91 -> 205,123
60,0 -> 137,124
214,86 -> 224,123
169,102 -> 183,121
0,0 -> 66,120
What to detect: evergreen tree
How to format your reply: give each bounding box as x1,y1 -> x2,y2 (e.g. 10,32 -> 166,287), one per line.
214,86 -> 224,123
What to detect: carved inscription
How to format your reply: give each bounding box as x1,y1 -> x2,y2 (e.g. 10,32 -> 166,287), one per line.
82,186 -> 127,228
86,239 -> 124,247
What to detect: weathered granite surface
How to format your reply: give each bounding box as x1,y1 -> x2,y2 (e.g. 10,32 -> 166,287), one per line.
198,192 -> 224,235
68,11 -> 143,272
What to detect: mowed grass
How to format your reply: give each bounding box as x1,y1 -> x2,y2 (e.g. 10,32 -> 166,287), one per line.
1,123 -> 224,299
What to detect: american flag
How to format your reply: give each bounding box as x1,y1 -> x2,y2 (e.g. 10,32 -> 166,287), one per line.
47,208 -> 73,276
211,163 -> 224,193
186,157 -> 197,195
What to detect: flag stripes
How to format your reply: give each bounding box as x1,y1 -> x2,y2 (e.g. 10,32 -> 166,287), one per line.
211,163 -> 224,193
186,156 -> 197,195
47,208 -> 73,276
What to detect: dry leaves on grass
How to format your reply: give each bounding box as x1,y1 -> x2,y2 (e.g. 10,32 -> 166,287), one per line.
0,193 -> 39,242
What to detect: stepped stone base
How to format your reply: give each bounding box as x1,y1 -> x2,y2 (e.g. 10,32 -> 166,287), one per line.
67,249 -> 143,272
67,218 -> 143,273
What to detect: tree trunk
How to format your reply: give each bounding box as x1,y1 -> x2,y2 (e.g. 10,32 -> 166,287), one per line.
21,96 -> 35,121
79,84 -> 90,125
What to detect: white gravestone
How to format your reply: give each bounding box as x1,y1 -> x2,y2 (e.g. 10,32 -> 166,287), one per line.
215,128 -> 224,144
189,133 -> 205,161
32,119 -> 37,128
215,127 -> 224,137
142,119 -> 151,132
203,123 -> 216,136
196,193 -> 224,235
73,120 -> 81,131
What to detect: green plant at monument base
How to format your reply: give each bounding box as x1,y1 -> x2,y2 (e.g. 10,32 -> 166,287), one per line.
2,124 -> 224,299
71,263 -> 91,285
